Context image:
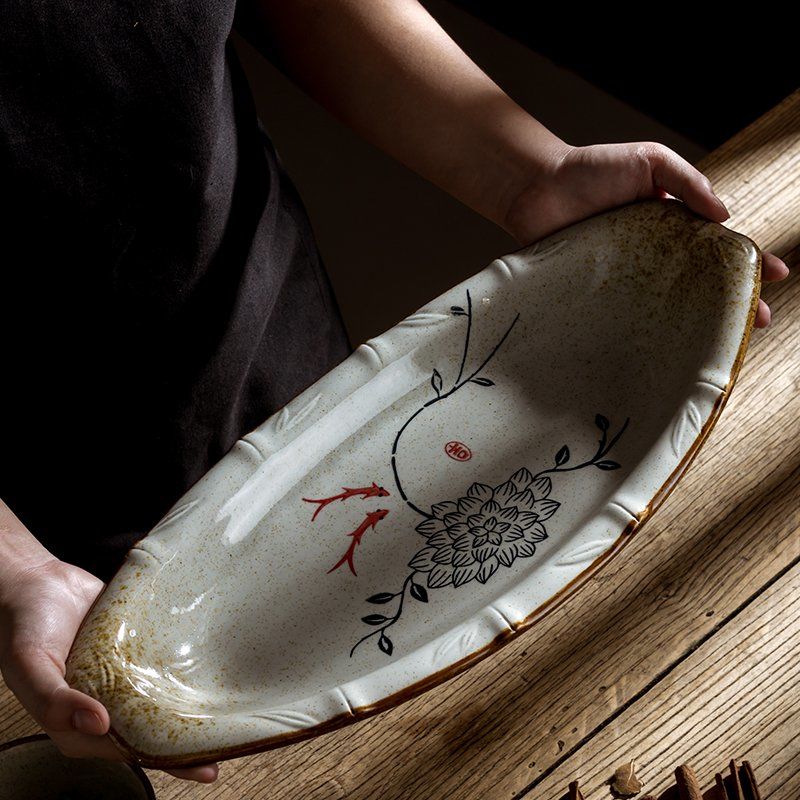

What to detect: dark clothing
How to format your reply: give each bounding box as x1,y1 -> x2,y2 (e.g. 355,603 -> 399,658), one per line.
0,2 -> 352,580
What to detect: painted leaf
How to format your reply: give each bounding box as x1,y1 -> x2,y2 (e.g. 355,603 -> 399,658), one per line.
471,377 -> 495,387
431,368 -> 443,395
595,460 -> 621,470
410,583 -> 428,603
378,634 -> 394,656
367,593 -> 395,605
595,413 -> 610,431
362,614 -> 388,626
556,445 -> 570,466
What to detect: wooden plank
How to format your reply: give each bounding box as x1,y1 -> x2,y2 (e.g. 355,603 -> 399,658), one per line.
0,692 -> 36,742
703,90 -> 800,265
526,559 -> 800,800
1,93 -> 797,800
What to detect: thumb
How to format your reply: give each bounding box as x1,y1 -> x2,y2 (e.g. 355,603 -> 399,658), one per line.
638,143 -> 730,223
2,644 -> 110,736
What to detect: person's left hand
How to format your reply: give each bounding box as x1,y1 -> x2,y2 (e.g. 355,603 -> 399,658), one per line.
0,557 -> 220,784
502,141 -> 789,328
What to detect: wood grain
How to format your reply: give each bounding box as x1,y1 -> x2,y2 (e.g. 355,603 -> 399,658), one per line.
1,92 -> 797,800
529,561 -> 800,799
704,90 -> 800,265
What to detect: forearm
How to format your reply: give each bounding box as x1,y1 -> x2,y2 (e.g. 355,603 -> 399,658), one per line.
236,0 -> 566,229
0,498 -> 55,600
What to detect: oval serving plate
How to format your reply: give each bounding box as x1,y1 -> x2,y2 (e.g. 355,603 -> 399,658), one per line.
66,200 -> 760,767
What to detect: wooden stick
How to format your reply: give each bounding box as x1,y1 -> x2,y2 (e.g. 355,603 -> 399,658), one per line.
675,764 -> 704,800
739,762 -> 763,800
568,779 -> 583,800
715,772 -> 729,799
728,760 -> 744,800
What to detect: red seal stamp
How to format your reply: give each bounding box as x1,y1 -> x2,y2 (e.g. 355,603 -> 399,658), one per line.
444,441 -> 472,461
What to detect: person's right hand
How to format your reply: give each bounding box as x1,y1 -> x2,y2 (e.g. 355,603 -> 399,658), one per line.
0,556 -> 219,783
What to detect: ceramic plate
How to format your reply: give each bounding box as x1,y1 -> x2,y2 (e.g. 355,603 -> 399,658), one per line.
66,200 -> 760,767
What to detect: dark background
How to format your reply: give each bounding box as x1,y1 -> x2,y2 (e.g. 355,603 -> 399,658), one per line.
450,3 -> 797,150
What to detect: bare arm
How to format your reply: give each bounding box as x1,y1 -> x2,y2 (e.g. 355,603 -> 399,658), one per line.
233,0 -> 727,233
235,0 -> 565,231
0,501 -> 56,584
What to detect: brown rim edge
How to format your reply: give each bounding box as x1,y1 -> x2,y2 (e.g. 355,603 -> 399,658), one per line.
0,733 -> 156,799
102,234 -> 762,769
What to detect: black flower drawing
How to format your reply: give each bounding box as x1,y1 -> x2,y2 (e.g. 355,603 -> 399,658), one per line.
349,289 -> 630,657
409,467 -> 556,589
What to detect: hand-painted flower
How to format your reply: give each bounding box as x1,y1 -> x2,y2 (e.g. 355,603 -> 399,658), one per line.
409,467 -> 559,589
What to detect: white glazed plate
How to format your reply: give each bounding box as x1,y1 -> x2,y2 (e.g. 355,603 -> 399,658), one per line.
66,200 -> 760,767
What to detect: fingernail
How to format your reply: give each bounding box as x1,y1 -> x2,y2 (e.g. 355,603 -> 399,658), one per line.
713,193 -> 730,220
72,709 -> 105,736
198,765 -> 219,783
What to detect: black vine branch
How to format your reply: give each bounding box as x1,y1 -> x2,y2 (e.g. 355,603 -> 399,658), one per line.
533,415 -> 630,480
390,291 -> 519,520
454,289 -> 473,387
350,572 -> 429,658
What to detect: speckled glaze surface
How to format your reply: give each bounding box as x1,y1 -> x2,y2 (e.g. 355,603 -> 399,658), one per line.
0,734 -> 155,798
66,200 -> 760,767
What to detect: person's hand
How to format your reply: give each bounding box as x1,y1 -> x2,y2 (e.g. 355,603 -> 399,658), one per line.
502,142 -> 790,328
0,557 -> 219,783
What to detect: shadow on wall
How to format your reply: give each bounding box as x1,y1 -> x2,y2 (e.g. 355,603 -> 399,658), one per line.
233,0 -> 707,347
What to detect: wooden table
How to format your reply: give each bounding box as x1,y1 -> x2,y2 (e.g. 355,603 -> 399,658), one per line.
2,92 -> 799,800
